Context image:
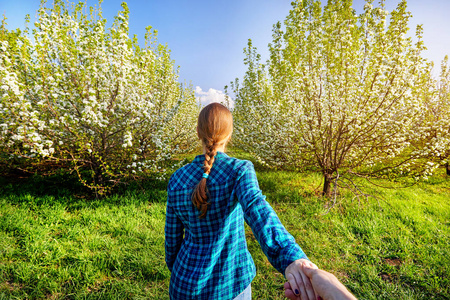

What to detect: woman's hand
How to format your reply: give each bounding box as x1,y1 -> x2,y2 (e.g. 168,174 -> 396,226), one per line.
284,259 -> 318,300
285,263 -> 357,300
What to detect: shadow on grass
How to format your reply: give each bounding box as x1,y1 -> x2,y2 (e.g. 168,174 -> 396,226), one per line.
0,171 -> 169,208
0,149 -> 279,210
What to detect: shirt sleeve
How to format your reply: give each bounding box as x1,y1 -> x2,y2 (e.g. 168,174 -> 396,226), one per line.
235,161 -> 308,275
165,190 -> 184,272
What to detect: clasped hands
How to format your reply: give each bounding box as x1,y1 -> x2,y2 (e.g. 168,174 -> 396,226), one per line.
284,259 -> 357,300
284,258 -> 318,300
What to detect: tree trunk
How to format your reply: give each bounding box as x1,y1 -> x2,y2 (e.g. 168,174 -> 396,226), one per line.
95,168 -> 104,187
92,159 -> 105,197
446,162 -> 450,176
322,173 -> 332,197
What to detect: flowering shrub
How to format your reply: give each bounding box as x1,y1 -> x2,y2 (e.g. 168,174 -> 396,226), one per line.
0,1 -> 199,195
231,0 -> 450,196
418,56 -> 450,175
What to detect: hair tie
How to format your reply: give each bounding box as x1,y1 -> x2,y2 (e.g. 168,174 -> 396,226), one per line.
202,173 -> 209,179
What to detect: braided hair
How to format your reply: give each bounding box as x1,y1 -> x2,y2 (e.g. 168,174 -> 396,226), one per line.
191,103 -> 233,218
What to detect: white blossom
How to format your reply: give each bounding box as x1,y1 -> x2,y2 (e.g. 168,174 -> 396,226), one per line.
0,1 -> 199,194
231,0 -> 450,195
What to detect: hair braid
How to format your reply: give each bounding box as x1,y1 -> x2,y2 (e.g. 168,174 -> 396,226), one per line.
191,103 -> 233,219
203,141 -> 218,174
191,142 -> 217,218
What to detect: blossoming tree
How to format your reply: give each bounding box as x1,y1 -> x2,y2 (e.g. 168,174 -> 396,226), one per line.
439,58 -> 450,175
0,1 -> 199,194
231,0 -> 449,197
420,56 -> 450,176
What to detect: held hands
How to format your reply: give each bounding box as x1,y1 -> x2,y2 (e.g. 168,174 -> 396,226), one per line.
284,259 -> 318,300
284,262 -> 357,300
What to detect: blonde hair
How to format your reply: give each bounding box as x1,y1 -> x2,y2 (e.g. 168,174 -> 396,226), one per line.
191,103 -> 233,218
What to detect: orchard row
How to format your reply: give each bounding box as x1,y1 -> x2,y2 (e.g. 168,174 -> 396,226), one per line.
1,0 -> 448,196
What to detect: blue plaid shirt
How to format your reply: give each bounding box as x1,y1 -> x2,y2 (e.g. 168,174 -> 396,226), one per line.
165,152 -> 307,300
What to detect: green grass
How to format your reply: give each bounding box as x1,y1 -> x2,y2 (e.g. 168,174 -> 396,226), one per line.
0,153 -> 449,299
0,176 -> 170,299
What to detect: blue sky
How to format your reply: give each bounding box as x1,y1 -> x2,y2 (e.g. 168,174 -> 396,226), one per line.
1,0 -> 449,105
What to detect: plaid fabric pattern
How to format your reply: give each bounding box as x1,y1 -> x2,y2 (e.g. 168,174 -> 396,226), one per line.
165,152 -> 307,300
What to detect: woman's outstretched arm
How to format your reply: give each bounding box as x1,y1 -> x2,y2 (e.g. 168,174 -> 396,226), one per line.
235,160 -> 316,300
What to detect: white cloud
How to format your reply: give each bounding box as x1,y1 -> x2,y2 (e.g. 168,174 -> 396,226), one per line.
195,86 -> 234,108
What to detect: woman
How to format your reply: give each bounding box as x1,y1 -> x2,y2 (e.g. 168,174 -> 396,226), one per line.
165,103 -> 316,300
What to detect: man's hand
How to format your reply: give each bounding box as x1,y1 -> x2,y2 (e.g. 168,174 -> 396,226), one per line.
285,262 -> 357,300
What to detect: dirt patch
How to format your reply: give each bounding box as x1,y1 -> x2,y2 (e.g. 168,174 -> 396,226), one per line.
379,272 -> 392,282
379,271 -> 399,283
337,272 -> 349,280
385,258 -> 402,267
1,281 -> 23,292
47,292 -> 63,299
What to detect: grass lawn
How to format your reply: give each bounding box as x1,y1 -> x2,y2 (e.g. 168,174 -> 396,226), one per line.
0,151 -> 449,299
